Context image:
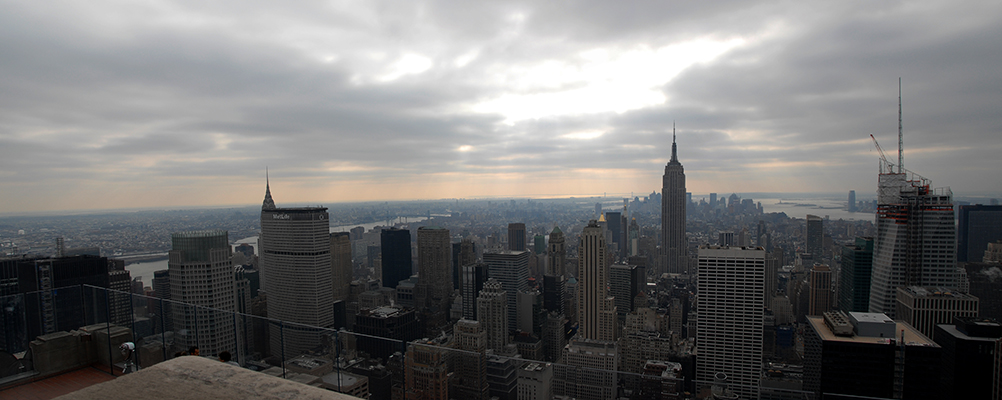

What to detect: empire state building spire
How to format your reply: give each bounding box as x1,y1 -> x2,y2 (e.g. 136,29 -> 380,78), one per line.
661,122 -> 687,275
669,121 -> 679,164
262,168 -> 276,210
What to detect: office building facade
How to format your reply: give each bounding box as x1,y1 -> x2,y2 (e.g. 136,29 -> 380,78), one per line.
483,250 -> 529,332
380,227 -> 412,289
661,128 -> 687,275
578,220 -> 616,341
696,245 -> 765,399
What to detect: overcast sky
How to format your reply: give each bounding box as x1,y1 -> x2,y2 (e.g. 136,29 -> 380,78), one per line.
2,0 -> 1000,213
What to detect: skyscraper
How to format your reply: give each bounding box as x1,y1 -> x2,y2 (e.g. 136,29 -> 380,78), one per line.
168,229 -> 236,357
477,278 -> 508,353
547,227 -> 566,277
260,179 -> 334,356
868,164 -> 957,318
661,125 -> 687,275
957,205 -> 1002,262
415,226 -> 453,313
808,264 -> 832,316
461,263 -> 489,320
806,214 -> 823,258
483,250 -> 530,332
838,237 -> 874,313
381,227 -> 412,289
577,220 -> 616,341
452,319 -> 490,400
508,223 -> 526,252
331,232 -> 352,303
696,245 -> 765,399
848,190 -> 857,212
606,211 -> 623,259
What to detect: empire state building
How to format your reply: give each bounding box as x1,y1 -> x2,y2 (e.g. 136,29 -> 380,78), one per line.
661,125 -> 687,275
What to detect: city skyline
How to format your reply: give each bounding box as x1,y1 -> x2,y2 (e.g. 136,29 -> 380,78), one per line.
2,1 -> 1001,214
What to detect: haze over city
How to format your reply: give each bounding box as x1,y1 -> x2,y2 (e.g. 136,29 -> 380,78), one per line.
2,1 -> 1001,214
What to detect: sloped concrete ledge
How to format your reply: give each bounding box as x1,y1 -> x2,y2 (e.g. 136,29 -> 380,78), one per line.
54,356 -> 358,400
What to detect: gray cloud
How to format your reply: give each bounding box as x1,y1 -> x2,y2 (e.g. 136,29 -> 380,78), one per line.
1,0 -> 1000,212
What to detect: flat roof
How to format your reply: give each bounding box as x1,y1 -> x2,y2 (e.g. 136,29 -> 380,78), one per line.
900,286 -> 977,299
807,316 -> 937,346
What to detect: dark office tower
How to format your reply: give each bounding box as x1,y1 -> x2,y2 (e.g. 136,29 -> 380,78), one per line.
542,274 -> 564,315
508,223 -> 526,252
578,220 -> 616,341
486,354 -> 519,400
964,262 -> 1002,321
805,311 -> 941,400
806,214 -> 823,258
547,227 -> 566,277
869,162 -> 957,318
610,264 -> 643,316
532,235 -> 545,255
331,232 -> 352,303
461,263 -> 489,320
709,193 -> 717,209
354,306 -> 421,361
483,251 -> 530,332
380,227 -> 412,289
259,180 -> 334,357
661,126 -> 687,275
606,211 -> 623,259
18,255 -> 110,340
453,238 -> 477,291
152,269 -> 173,332
696,246 -> 764,399
838,237 -> 874,313
107,262 -> 132,326
169,230 -> 237,357
957,205 -> 1002,262
808,264 -> 832,316
765,254 -> 779,300
935,317 -> 1002,400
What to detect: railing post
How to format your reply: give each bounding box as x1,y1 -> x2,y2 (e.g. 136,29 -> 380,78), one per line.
280,321 -> 286,379
160,298 -> 167,361
104,288 -> 114,375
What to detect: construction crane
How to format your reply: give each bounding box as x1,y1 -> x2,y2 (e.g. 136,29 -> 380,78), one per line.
870,134 -> 896,174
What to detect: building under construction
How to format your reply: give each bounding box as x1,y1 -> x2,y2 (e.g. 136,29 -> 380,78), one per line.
866,84 -> 958,318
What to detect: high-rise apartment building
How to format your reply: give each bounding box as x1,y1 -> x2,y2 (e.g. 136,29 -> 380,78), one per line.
260,180 -> 334,356
696,245 -> 765,399
661,127 -> 687,275
577,220 -> 616,341
381,227 -> 412,289
508,223 -> 526,252
957,205 -> 1002,262
806,214 -> 823,258
868,164 -> 957,318
168,229 -> 236,357
838,237 -> 874,313
331,232 -> 352,303
809,264 -> 833,316
483,250 -> 529,332
547,227 -> 566,277
477,278 -> 508,353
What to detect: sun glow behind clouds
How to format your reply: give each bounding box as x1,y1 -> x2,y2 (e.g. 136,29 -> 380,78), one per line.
473,38 -> 745,123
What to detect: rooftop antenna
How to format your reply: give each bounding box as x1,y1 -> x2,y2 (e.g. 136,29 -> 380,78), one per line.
898,78 -> 903,174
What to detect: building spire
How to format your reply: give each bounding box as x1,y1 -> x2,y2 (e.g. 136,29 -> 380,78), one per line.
669,121 -> 679,164
262,167 -> 276,210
